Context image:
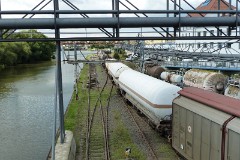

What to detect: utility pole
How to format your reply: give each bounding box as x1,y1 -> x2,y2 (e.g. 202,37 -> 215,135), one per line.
74,42 -> 79,100
0,0 -> 2,39
140,40 -> 145,73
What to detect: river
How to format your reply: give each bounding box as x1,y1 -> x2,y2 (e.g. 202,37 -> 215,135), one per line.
0,50 -> 94,160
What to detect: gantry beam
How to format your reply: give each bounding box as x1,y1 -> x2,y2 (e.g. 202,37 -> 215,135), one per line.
0,17 -> 239,29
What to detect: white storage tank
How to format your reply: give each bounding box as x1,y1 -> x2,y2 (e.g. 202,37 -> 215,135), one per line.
183,69 -> 226,93
119,69 -> 181,125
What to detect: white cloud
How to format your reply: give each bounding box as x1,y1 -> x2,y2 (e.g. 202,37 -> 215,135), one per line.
2,0 -> 38,10
1,0 -> 203,11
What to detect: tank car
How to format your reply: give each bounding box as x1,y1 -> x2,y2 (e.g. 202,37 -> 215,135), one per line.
172,87 -> 240,160
183,69 -> 226,93
170,74 -> 183,84
160,71 -> 170,81
118,69 -> 181,134
224,84 -> 240,100
105,62 -> 130,84
145,64 -> 165,79
104,58 -> 116,69
160,71 -> 183,85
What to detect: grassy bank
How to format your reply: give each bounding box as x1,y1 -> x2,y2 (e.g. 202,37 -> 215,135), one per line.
64,61 -> 145,159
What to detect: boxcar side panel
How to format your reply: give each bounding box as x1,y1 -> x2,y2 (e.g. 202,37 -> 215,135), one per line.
227,130 -> 240,160
210,122 -> 221,160
172,96 -> 235,160
201,117 -> 211,160
180,107 -> 187,153
186,110 -> 193,158
172,104 -> 180,149
193,114 -> 201,160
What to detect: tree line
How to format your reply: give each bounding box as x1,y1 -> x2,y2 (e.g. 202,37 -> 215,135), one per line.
0,30 -> 55,70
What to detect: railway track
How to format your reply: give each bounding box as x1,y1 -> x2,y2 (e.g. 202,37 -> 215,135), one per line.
85,63 -> 112,160
75,61 -> 178,159
124,102 -> 159,160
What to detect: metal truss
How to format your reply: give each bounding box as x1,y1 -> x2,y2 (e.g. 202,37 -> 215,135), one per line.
121,42 -> 240,61
0,0 -> 240,42
121,42 -> 240,72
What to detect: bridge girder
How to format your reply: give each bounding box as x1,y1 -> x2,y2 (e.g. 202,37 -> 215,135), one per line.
0,17 -> 239,29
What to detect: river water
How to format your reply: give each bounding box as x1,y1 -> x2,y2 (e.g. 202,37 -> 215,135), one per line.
0,51 -> 92,160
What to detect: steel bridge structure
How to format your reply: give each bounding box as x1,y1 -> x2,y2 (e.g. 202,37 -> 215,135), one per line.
1,0 -> 240,42
1,0 -> 240,159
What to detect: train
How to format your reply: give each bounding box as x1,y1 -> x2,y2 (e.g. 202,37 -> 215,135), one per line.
144,63 -> 165,79
145,65 -> 227,94
144,63 -> 184,86
161,71 -> 183,85
224,79 -> 240,100
105,61 -> 240,160
106,61 -> 181,134
183,69 -> 227,94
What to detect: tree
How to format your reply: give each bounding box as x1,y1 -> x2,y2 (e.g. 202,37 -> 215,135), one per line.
0,43 -> 18,66
0,30 -> 55,68
113,52 -> 120,60
11,30 -> 55,62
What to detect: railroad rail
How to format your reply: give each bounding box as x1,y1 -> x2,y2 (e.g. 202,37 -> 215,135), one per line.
123,100 -> 158,160
85,63 -> 112,160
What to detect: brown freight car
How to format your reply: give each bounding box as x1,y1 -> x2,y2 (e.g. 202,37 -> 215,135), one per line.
172,87 -> 240,160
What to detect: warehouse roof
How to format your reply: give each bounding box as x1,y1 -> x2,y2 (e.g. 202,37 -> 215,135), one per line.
178,87 -> 240,117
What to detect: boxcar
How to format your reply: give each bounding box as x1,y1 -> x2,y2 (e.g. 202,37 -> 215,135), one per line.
172,87 -> 240,160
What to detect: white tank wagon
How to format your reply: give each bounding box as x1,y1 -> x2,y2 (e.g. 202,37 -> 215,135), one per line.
160,72 -> 183,84
170,74 -> 183,84
160,71 -> 170,81
105,62 -> 130,84
224,85 -> 240,100
118,69 -> 181,133
183,69 -> 226,93
104,58 -> 116,69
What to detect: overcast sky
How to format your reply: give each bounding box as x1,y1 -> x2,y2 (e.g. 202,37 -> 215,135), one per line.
1,0 -> 201,12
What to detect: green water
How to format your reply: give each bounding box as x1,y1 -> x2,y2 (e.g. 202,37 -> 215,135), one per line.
0,59 -> 77,159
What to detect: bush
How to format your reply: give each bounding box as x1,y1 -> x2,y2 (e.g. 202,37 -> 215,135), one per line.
113,52 -> 120,60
